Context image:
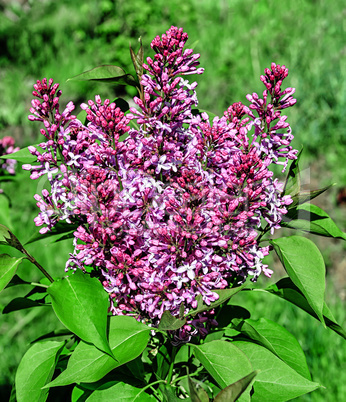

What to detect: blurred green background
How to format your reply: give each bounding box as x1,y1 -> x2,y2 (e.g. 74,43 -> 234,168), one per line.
0,0 -> 345,400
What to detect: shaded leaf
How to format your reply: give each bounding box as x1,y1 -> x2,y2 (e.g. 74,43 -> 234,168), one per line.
47,270 -> 113,358
45,315 -> 150,387
188,375 -> 209,402
191,340 -> 252,389
5,273 -> 31,288
114,98 -> 130,113
158,310 -> 186,331
0,224 -> 24,251
233,341 -> 320,402
270,236 -> 325,325
3,297 -> 48,313
0,254 -> 24,292
264,277 -> 346,339
188,285 -> 245,317
0,193 -> 12,228
15,341 -> 65,402
283,149 -> 302,198
32,329 -> 73,343
282,203 -> 346,240
130,37 -> 144,80
24,221 -> 79,245
67,65 -> 138,88
290,184 -> 334,208
234,318 -> 311,379
214,370 -> 258,402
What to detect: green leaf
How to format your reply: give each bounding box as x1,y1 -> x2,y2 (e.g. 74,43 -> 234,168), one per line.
158,310 -> 186,331
71,385 -> 93,402
233,341 -> 320,402
1,145 -> 40,164
0,254 -> 24,292
32,329 -> 73,343
85,381 -> 155,401
0,224 -> 24,251
45,315 -> 150,387
215,304 -> 251,329
264,277 -> 346,339
114,98 -> 130,113
188,285 -> 245,317
24,222 -> 79,245
290,184 -> 334,208
270,236 -> 325,325
283,149 -> 302,198
214,370 -> 258,402
5,273 -> 31,288
47,270 -> 113,358
130,37 -> 144,80
3,297 -> 48,313
15,341 -> 65,402
67,65 -> 138,88
188,375 -> 209,402
234,318 -> 311,379
282,203 -> 346,240
191,340 -> 252,389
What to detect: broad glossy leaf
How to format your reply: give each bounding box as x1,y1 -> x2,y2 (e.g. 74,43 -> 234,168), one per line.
47,270 -> 113,358
191,340 -> 252,389
1,145 -> 40,164
270,236 -> 325,325
214,370 -> 258,402
3,297 -> 48,313
71,385 -> 93,402
158,310 -> 186,330
45,315 -> 150,387
265,277 -> 346,339
24,222 -> 79,245
67,65 -> 138,87
32,329 -> 73,343
234,318 -> 311,379
86,381 -> 155,401
0,254 -> 24,292
233,341 -> 320,401
282,203 -> 346,240
188,375 -> 209,402
188,285 -> 245,317
15,341 -> 65,402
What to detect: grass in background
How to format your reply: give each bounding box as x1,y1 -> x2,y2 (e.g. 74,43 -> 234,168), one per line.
0,0 -> 345,400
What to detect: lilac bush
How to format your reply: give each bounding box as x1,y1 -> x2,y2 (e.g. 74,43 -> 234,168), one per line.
26,26 -> 297,342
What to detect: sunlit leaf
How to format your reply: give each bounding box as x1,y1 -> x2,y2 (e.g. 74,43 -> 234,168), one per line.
45,315 -> 150,387
233,341 -> 320,401
47,270 -> 113,358
0,254 -> 24,293
270,236 -> 325,325
282,203 -> 346,240
234,318 -> 311,379
191,340 -> 252,389
15,341 -> 65,402
1,145 -> 40,164
85,381 -> 155,401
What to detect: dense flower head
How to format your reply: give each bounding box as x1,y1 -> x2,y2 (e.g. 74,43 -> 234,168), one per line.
26,27 -> 297,343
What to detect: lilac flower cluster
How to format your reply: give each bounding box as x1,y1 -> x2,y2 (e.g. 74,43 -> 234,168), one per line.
26,27 -> 297,342
0,136 -> 19,193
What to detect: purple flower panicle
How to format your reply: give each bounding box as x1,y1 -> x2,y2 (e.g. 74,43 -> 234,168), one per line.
26,27 -> 297,342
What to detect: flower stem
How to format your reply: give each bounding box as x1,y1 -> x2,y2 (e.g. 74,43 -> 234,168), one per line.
22,249 -> 54,283
166,345 -> 178,384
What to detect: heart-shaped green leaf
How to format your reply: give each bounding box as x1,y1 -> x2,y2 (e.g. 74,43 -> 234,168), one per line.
158,310 -> 186,331
45,315 -> 150,387
234,318 -> 311,379
15,341 -> 65,402
47,270 -> 113,358
233,341 -> 320,402
270,236 -> 325,325
191,340 -> 252,389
